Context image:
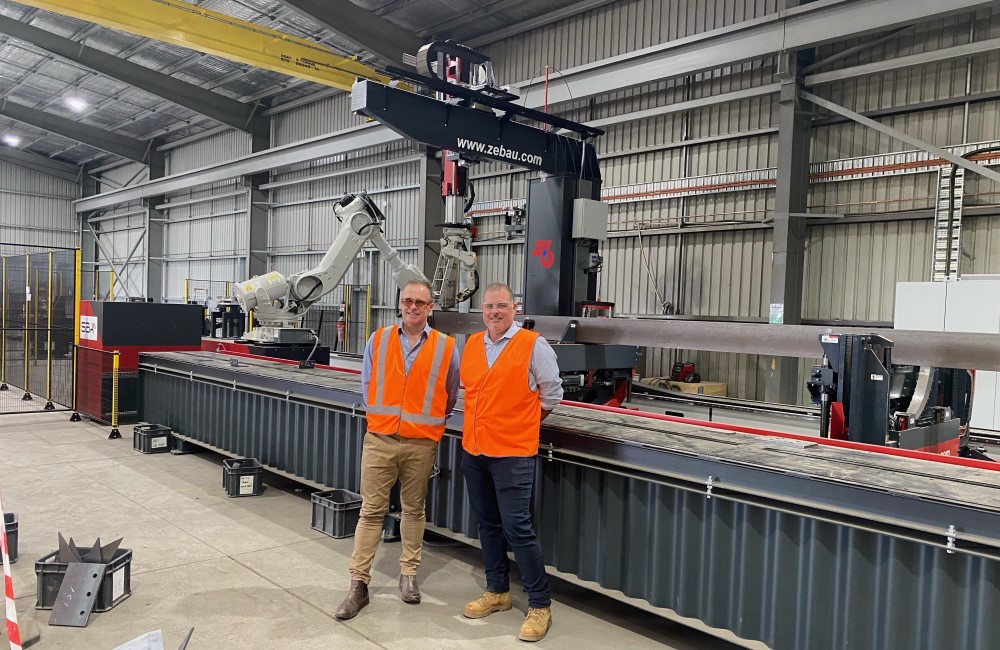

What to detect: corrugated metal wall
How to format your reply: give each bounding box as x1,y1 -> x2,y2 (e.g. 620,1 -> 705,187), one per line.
161,131 -> 253,302
246,1 -> 1000,402
8,0 -> 996,403
0,160 -> 78,248
484,0 -> 780,83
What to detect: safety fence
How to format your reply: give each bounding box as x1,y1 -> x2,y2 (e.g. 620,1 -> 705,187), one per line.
0,245 -> 79,415
183,278 -> 232,305
299,284 -> 372,354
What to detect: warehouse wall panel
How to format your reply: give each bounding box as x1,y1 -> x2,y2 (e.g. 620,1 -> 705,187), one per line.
802,218 -> 933,323
272,92 -> 356,146
809,174 -> 938,216
0,159 -> 78,248
485,0 -> 779,85
97,162 -> 146,190
956,213 -> 1000,276
166,129 -> 252,174
76,1 -> 1000,405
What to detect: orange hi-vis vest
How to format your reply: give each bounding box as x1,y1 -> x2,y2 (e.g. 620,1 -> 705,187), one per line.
460,328 -> 541,457
366,326 -> 455,442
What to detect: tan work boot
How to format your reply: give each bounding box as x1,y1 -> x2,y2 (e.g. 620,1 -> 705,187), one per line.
462,591 -> 513,619
518,607 -> 552,642
334,579 -> 369,620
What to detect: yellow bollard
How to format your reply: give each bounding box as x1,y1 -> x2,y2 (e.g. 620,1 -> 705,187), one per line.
108,349 -> 121,439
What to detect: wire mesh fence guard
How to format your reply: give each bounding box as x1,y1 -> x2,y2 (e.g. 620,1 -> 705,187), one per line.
0,244 -> 79,415
184,278 -> 232,306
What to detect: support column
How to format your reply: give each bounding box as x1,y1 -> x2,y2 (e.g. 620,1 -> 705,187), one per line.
80,166 -> 99,300
418,150 -> 444,283
245,113 -> 270,280
145,147 -> 165,301
765,50 -> 812,404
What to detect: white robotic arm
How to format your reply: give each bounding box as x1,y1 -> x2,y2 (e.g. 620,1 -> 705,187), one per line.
432,223 -> 479,309
233,193 -> 426,342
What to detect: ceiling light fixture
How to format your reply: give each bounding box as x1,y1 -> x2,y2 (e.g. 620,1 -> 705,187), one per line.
2,135 -> 21,147
65,97 -> 88,112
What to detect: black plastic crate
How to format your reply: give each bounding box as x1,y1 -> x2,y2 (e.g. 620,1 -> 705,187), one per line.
311,489 -> 362,539
35,547 -> 132,611
3,512 -> 17,563
133,424 -> 173,454
223,458 -> 264,497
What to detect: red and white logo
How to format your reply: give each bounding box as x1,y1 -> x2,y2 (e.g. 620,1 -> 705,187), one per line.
531,240 -> 555,269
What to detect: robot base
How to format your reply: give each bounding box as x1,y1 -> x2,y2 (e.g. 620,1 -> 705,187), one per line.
246,343 -> 331,365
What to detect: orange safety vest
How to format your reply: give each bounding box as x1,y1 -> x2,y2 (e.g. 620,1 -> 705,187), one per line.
460,328 -> 541,457
366,326 -> 455,442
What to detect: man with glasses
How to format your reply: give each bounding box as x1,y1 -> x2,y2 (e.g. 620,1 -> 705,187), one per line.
335,279 -> 460,620
460,282 -> 563,642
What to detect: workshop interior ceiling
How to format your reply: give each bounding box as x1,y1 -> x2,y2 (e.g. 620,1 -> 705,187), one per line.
0,0 -> 583,169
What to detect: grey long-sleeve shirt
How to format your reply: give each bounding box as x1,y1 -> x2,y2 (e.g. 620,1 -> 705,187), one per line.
481,322 -> 563,411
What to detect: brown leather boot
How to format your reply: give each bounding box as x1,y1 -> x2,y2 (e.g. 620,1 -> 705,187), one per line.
334,579 -> 369,620
399,574 -> 421,604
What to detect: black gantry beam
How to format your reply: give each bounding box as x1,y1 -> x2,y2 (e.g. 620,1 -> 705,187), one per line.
352,80 -> 601,182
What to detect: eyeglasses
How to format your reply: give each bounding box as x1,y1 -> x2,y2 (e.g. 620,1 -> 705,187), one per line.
401,297 -> 431,308
481,303 -> 512,311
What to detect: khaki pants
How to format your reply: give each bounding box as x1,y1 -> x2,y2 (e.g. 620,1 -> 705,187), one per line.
348,431 -> 438,583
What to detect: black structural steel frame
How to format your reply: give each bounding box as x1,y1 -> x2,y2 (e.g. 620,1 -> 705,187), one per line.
351,79 -> 602,182
139,351 -> 1000,650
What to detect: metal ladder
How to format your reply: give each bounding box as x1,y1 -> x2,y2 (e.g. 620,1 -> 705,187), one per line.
932,165 -> 964,282
431,247 -> 457,307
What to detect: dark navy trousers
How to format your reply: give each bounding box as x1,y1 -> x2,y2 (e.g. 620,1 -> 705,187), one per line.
461,451 -> 551,608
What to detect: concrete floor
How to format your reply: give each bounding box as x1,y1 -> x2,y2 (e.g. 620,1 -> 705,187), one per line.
0,410 -> 742,650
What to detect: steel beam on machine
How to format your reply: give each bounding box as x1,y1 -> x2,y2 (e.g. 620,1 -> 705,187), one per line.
432,312 -> 1000,372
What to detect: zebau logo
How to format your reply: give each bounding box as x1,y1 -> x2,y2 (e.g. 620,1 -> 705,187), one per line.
531,240 -> 555,269
455,138 -> 543,167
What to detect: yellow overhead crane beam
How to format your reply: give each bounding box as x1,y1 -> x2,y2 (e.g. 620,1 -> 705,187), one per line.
15,0 -> 395,91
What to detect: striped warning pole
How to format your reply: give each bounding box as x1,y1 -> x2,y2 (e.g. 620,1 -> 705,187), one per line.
0,490 -> 21,650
